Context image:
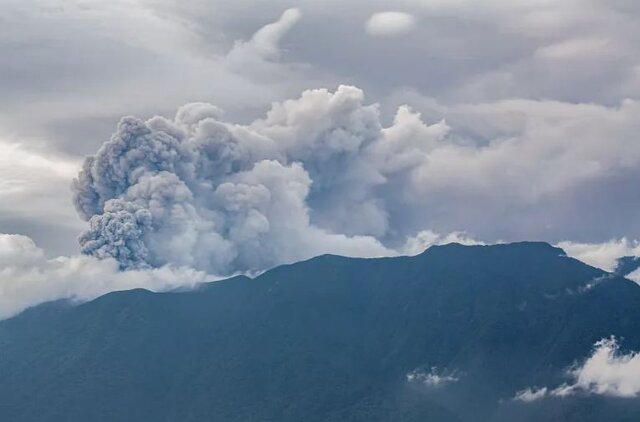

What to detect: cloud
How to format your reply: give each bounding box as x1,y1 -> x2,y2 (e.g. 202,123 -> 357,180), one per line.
0,137 -> 84,254
226,8 -> 303,79
406,367 -> 460,387
514,337 -> 640,401
565,337 -> 640,398
558,239 -> 640,273
0,233 -> 209,320
387,90 -> 640,243
236,8 -> 302,60
365,12 -> 417,36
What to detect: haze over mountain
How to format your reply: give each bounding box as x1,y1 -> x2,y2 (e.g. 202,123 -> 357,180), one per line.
2,242 -> 640,422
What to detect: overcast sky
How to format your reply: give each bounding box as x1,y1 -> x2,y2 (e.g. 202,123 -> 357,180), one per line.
2,0 -> 640,316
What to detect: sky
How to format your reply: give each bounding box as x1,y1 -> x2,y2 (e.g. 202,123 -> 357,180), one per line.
2,0 -> 640,317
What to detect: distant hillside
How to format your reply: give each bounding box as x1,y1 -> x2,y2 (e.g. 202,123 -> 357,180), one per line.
2,242 -> 640,421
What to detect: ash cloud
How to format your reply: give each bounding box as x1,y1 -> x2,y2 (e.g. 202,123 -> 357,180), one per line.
72,86 -> 448,275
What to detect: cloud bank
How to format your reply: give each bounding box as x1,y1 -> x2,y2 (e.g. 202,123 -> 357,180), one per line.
0,234 -> 208,320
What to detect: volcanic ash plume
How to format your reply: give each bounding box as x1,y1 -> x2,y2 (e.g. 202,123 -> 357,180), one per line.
72,86 -> 450,275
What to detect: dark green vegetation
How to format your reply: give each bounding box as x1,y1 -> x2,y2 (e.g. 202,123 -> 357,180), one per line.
2,242 -> 640,421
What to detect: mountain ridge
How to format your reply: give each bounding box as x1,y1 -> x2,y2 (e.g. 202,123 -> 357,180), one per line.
2,241 -> 640,421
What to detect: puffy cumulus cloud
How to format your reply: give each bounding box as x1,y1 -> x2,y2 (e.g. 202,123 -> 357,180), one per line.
404,98 -> 640,200
365,12 -> 417,36
558,239 -> 640,273
515,337 -> 640,401
386,90 -> 640,243
557,337 -> 640,398
0,234 -> 209,320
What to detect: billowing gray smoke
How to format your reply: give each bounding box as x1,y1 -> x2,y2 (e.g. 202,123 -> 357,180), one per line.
73,86 -> 449,275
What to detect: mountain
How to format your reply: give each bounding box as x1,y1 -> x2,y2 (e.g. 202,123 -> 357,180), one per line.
615,256 -> 640,278
2,242 -> 640,421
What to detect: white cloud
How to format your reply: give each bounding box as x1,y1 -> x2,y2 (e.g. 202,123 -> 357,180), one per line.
365,12 -> 417,36
564,337 -> 640,397
387,90 -> 640,242
243,8 -> 301,60
226,7 -> 303,79
0,233 -> 210,320
406,367 -> 459,387
514,337 -> 640,401
558,239 -> 640,272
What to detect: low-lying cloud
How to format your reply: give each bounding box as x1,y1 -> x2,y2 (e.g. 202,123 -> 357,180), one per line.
406,367 -> 460,387
515,337 -> 640,402
0,234 -> 209,320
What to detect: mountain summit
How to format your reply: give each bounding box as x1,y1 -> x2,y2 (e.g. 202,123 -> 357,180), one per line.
2,242 -> 640,421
